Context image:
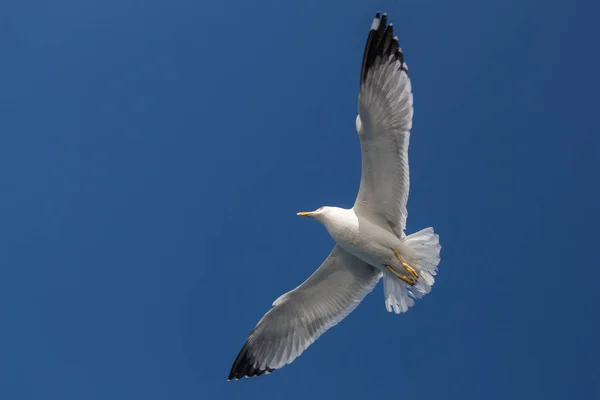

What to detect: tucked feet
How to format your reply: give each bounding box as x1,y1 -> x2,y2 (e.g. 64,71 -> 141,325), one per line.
384,265 -> 415,286
392,248 -> 419,279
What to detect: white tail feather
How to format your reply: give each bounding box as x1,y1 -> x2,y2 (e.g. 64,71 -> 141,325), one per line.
383,227 -> 441,314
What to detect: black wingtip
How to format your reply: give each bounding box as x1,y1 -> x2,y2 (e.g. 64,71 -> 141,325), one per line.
360,12 -> 406,85
228,342 -> 275,381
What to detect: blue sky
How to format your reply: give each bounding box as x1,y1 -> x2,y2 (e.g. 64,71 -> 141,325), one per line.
2,0 -> 599,398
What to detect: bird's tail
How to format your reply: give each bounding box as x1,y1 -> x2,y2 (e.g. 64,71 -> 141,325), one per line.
383,228 -> 441,314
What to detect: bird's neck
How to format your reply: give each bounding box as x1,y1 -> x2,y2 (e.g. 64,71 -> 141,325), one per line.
320,208 -> 358,237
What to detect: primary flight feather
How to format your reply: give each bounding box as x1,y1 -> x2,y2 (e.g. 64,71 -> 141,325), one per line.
228,12 -> 441,380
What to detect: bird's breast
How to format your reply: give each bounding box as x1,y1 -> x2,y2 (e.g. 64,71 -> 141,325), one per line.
325,215 -> 401,268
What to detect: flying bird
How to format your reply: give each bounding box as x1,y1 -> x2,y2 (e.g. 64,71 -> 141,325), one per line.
228,12 -> 441,380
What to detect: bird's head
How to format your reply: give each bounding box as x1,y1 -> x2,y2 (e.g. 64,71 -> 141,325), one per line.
297,206 -> 324,220
297,206 -> 344,223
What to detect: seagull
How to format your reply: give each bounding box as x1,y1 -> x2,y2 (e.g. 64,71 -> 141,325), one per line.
228,12 -> 441,380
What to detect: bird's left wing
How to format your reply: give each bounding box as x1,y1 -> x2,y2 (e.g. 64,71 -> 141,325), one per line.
228,246 -> 381,380
353,13 -> 414,237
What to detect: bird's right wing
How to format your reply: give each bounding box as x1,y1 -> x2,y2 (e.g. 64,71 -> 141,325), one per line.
228,246 -> 381,380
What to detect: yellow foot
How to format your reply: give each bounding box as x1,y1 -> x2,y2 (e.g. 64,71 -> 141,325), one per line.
384,265 -> 415,286
392,248 -> 419,280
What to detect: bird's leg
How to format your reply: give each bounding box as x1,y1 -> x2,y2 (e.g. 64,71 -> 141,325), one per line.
384,265 -> 415,286
392,249 -> 419,280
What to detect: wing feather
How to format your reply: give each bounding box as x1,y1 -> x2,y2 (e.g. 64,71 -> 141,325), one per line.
354,13 -> 413,237
228,246 -> 381,380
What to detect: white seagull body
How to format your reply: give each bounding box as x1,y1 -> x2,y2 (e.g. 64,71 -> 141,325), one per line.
228,12 -> 442,380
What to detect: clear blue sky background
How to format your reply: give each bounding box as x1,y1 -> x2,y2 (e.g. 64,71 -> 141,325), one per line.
2,0 -> 599,399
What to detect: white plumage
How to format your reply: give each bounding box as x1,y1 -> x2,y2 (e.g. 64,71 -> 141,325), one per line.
228,12 -> 441,380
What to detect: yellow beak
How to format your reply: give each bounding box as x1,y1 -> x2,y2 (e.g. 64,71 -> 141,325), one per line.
297,211 -> 314,217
